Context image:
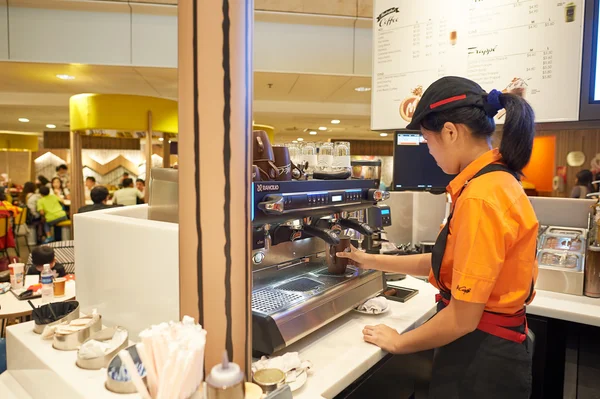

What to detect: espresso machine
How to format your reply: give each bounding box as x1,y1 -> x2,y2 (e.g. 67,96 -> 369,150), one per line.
251,179 -> 389,355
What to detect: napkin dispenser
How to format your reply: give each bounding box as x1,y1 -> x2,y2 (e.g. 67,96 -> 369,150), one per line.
148,167 -> 179,224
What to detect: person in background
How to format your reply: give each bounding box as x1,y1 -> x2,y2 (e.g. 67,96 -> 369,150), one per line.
84,176 -> 97,200
21,182 -> 41,219
37,186 -> 68,243
136,179 -> 145,197
26,245 -> 66,278
36,175 -> 51,189
570,169 -> 594,199
79,186 -> 119,213
0,189 -> 20,217
55,164 -> 70,189
112,178 -> 144,206
51,177 -> 70,200
119,172 -> 130,188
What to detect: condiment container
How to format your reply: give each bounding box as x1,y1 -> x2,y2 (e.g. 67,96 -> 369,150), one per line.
33,301 -> 80,334
76,326 -> 129,370
53,315 -> 103,351
540,234 -> 584,253
206,351 -> 245,399
538,249 -> 582,270
105,344 -> 147,394
252,368 -> 285,393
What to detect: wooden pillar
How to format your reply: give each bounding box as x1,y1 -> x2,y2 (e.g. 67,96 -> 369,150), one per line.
163,133 -> 171,168
145,112 -> 153,203
178,0 -> 253,376
69,131 -> 84,218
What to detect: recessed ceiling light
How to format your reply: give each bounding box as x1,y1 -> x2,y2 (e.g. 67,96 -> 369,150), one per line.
56,74 -> 75,80
318,127 -> 327,131
18,118 -> 29,123
380,133 -> 388,137
158,137 -> 164,142
297,137 -> 304,142
331,119 -> 341,124
309,131 -> 317,135
355,87 -> 371,92
46,124 -> 56,129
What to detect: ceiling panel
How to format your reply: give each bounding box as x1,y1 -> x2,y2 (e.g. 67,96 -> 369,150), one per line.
0,62 -> 383,139
326,76 -> 372,103
254,72 -> 299,100
289,74 -> 352,101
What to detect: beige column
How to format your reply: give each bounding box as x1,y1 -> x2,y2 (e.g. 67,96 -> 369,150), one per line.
178,0 -> 253,376
145,112 -> 153,203
69,131 -> 84,217
163,133 -> 171,168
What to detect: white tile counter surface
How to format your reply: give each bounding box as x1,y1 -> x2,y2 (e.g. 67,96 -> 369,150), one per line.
288,276 -> 438,399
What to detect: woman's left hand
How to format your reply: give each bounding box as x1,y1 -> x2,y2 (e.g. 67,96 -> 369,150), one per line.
362,324 -> 401,354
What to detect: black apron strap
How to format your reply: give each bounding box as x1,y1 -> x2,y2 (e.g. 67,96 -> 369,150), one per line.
431,163 -> 530,297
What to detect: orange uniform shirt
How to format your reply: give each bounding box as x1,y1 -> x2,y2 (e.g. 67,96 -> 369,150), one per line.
428,149 -> 539,314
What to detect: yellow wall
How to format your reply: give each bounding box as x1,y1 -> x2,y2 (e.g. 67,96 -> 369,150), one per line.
522,136 -> 556,193
0,134 -> 38,151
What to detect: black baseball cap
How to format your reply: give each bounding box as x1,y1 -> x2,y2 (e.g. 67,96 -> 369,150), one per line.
406,76 -> 499,130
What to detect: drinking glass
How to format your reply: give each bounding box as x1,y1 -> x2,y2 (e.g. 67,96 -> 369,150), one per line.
317,142 -> 334,172
286,143 -> 301,166
301,142 -> 317,175
332,141 -> 351,173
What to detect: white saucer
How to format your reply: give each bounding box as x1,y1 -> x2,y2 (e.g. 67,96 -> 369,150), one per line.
353,305 -> 390,315
286,369 -> 308,392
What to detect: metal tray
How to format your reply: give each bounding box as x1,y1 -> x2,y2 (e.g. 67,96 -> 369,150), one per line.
547,226 -> 586,237
33,301 -> 80,334
52,315 -> 103,351
540,234 -> 585,253
105,344 -> 147,394
538,249 -> 583,270
76,326 -> 129,370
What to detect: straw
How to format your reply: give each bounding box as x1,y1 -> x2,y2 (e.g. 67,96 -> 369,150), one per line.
137,316 -> 207,399
118,349 -> 152,399
136,343 -> 158,398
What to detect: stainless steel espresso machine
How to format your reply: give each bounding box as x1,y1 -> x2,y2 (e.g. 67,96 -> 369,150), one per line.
252,179 -> 389,355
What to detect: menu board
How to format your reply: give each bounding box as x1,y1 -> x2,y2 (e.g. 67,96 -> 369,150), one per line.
371,0 -> 585,130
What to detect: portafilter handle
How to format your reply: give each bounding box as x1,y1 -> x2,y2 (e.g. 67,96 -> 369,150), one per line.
367,189 -> 390,202
338,218 -> 374,236
257,195 -> 284,214
302,224 -> 340,246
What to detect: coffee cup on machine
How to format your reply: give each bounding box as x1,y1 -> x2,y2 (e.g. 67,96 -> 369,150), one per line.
252,165 -> 261,182
272,146 -> 293,181
327,236 -> 351,274
253,130 -> 275,164
254,159 -> 278,181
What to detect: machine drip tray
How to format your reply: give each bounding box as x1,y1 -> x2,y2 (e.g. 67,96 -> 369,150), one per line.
313,266 -> 358,278
277,277 -> 323,292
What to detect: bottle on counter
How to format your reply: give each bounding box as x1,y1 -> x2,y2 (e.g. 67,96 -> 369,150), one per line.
41,263 -> 54,304
206,351 -> 245,399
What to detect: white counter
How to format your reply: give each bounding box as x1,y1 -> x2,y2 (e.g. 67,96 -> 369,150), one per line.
288,276 -> 438,399
527,290 -> 600,327
5,321 -> 135,399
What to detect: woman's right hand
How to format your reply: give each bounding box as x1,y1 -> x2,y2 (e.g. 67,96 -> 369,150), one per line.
336,245 -> 372,269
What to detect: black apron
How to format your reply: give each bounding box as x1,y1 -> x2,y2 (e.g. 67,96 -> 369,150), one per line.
428,164 -> 534,399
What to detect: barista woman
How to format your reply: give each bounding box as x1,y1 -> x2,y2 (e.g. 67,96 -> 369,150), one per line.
338,76 -> 538,398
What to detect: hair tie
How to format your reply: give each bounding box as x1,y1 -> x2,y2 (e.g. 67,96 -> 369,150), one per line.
483,89 -> 503,118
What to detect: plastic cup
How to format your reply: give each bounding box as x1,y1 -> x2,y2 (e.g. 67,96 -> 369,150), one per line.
53,277 -> 66,297
8,263 -> 24,290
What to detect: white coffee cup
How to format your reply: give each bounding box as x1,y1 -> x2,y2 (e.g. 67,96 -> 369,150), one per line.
8,263 -> 25,290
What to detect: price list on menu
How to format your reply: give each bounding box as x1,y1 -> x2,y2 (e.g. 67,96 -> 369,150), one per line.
371,0 -> 584,130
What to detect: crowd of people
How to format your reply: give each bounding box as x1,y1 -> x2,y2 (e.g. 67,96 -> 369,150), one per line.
14,167 -> 146,244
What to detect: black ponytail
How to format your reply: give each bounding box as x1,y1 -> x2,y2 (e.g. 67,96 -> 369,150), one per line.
498,93 -> 535,173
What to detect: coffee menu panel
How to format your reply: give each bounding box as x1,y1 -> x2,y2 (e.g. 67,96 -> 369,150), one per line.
372,0 -> 584,130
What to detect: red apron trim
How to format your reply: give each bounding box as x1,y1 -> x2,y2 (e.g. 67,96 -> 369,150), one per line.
435,293 -> 527,344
